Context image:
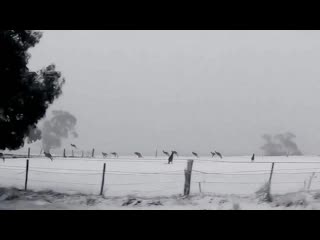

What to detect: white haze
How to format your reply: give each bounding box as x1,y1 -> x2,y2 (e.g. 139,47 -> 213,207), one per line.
23,30 -> 320,156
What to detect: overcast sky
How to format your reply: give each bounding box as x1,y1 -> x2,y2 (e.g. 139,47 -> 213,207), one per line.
25,30 -> 320,156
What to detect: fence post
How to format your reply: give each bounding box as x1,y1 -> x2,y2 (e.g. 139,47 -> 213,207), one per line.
100,163 -> 106,196
72,149 -> 74,158
155,149 -> 158,158
198,182 -> 202,193
24,159 -> 29,191
63,149 -> 66,158
307,172 -> 316,191
266,162 -> 275,201
92,148 -> 95,158
28,148 -> 30,158
184,160 -> 194,196
81,151 -> 84,158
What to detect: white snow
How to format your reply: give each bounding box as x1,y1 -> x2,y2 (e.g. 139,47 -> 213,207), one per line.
0,187 -> 319,210
1,155 -> 320,209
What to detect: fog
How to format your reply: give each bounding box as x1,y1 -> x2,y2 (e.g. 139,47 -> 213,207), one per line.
24,30 -> 320,156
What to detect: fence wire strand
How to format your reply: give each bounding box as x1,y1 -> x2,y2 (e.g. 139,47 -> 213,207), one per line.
2,157 -> 320,195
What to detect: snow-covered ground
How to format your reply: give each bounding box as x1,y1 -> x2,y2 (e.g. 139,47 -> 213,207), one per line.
0,187 -> 319,210
1,155 -> 320,209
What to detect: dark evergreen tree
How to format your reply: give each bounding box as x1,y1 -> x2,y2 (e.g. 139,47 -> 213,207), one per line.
0,30 -> 65,150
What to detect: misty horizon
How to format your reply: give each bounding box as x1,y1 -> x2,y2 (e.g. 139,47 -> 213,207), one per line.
12,30 -> 320,156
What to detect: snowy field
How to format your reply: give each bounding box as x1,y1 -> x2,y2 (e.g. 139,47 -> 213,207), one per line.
1,155 -> 320,196
2,155 -> 320,209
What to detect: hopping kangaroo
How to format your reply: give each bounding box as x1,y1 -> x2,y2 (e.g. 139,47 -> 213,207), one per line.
215,151 -> 223,159
44,152 -> 53,161
163,151 -> 170,157
172,151 -> 178,157
134,152 -> 143,158
192,152 -> 199,158
168,151 -> 175,164
111,152 -> 118,158
71,144 -> 77,149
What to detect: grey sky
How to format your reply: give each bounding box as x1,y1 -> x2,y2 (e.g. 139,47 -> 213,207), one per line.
25,30 -> 320,156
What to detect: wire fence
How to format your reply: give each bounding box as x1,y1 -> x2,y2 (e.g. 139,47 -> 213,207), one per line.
0,159 -> 320,196
2,149 -> 320,196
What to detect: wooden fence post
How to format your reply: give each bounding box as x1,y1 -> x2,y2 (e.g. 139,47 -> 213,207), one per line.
198,182 -> 202,193
266,162 -> 275,201
72,149 -> 74,158
24,159 -> 29,191
307,172 -> 316,191
63,149 -> 66,158
184,160 -> 194,196
92,148 -> 95,158
28,148 -> 30,158
81,151 -> 84,158
100,163 -> 106,196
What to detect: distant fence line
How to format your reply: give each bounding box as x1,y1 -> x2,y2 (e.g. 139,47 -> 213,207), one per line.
4,148 -> 320,165
1,153 -> 320,197
4,147 -> 320,161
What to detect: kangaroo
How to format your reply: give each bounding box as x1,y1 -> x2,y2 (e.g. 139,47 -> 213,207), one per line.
192,152 -> 199,158
211,152 -> 216,158
71,144 -> 77,149
163,151 -> 170,157
172,151 -> 179,157
215,151 -> 223,159
102,152 -> 108,158
134,152 -> 143,158
168,151 -> 175,164
44,152 -> 53,161
111,152 -> 118,158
